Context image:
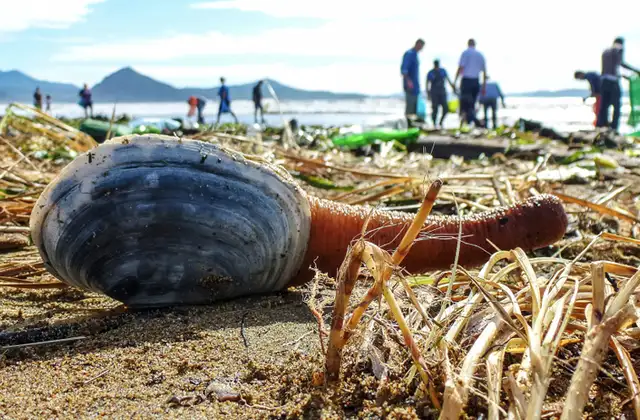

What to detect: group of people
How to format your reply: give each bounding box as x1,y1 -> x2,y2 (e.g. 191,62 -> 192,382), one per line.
403,36 -> 640,134
32,88 -> 52,113
187,78 -> 267,126
402,38 -> 506,130
574,37 -> 640,132
32,84 -> 93,118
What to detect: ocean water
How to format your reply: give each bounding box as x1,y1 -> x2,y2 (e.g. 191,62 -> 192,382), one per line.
2,97 -> 635,134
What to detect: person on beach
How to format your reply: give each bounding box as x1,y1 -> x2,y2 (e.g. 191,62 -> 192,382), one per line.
597,37 -> 640,132
45,95 -> 52,113
253,80 -> 266,124
79,84 -> 94,118
426,59 -> 456,129
196,97 -> 207,124
187,96 -> 198,119
216,77 -> 239,125
401,39 -> 425,126
477,76 -> 506,129
33,87 -> 42,110
574,70 -> 601,127
454,39 -> 486,128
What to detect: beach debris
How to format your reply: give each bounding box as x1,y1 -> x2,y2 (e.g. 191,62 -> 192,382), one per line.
536,165 -> 596,183
205,380 -> 242,402
0,233 -> 29,251
0,103 -> 97,153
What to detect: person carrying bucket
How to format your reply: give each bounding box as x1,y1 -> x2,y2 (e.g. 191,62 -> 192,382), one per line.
574,70 -> 601,127
426,59 -> 456,129
400,39 -> 425,126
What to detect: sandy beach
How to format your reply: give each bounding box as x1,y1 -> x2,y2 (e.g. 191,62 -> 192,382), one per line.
1,118 -> 640,418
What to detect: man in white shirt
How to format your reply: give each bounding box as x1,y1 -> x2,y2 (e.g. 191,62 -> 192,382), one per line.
454,39 -> 487,127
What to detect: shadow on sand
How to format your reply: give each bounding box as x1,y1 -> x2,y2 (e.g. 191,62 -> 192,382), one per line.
0,290 -> 316,363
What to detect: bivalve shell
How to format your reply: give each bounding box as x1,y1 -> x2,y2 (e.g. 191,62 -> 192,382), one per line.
30,135 -> 311,307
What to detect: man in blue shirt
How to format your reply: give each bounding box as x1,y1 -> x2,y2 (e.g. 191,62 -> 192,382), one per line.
216,77 -> 239,125
574,70 -> 601,127
426,59 -> 456,129
454,39 -> 487,127
477,76 -> 506,129
401,39 -> 425,125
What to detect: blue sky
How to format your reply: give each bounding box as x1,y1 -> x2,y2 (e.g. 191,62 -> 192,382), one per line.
1,0 -> 640,95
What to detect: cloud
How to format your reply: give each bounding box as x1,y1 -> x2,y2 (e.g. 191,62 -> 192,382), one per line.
190,0 -> 429,20
0,0 -> 104,33
49,0 -> 640,94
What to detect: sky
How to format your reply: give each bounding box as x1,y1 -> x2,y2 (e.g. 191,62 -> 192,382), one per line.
0,0 -> 639,95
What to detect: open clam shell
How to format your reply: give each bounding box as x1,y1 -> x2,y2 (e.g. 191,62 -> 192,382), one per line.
30,135 -> 311,307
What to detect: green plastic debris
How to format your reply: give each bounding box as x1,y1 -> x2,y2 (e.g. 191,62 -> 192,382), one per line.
629,76 -> 640,127
593,154 -> 618,169
292,173 -> 354,191
332,128 -> 421,149
132,125 -> 162,135
79,119 -> 132,143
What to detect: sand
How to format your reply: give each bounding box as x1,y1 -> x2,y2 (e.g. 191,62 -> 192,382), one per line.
0,281 -> 326,419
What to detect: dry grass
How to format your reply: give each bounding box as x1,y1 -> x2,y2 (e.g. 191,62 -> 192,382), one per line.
2,113 -> 640,418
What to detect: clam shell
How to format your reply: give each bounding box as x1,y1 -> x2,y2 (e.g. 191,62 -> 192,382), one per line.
30,135 -> 311,307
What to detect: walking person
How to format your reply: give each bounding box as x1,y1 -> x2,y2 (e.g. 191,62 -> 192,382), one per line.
45,95 -> 52,113
426,59 -> 456,129
196,97 -> 207,124
574,70 -> 601,127
78,84 -> 94,118
33,87 -> 42,110
253,80 -> 266,124
454,39 -> 487,127
596,37 -> 640,132
400,39 -> 425,126
477,76 -> 506,129
216,77 -> 239,125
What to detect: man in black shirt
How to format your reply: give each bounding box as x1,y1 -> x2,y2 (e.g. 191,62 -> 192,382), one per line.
253,80 -> 266,124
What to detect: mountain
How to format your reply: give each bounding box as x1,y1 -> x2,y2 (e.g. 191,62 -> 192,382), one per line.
93,67 -> 186,102
0,70 -> 79,102
0,67 -> 369,103
91,67 -> 367,102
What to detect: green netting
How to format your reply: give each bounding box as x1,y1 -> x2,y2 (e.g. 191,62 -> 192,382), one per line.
629,76 -> 640,127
